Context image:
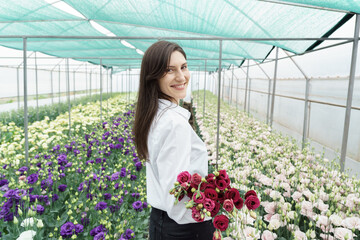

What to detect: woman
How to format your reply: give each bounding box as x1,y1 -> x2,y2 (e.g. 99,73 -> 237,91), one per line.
133,41 -> 215,240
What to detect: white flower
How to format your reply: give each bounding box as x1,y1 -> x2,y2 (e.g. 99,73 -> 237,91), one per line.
342,217 -> 360,230
20,218 -> 35,227
334,227 -> 355,240
36,219 -> 44,228
16,230 -> 36,240
261,230 -> 277,240
329,214 -> 343,226
294,230 -> 307,240
268,218 -> 281,230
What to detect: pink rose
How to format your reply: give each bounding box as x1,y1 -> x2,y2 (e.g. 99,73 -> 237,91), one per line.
191,207 -> 204,222
191,173 -> 202,186
204,198 -> 215,212
223,199 -> 234,212
177,171 -> 191,184
192,191 -> 205,203
204,188 -> 218,201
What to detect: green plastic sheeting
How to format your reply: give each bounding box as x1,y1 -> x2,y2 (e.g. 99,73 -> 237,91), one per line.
279,0 -> 360,13
0,0 -> 356,71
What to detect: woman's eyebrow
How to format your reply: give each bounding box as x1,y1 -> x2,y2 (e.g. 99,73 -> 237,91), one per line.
168,62 -> 187,67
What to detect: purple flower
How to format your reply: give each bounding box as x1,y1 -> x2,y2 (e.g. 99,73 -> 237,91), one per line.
124,229 -> 135,239
94,232 -> 105,240
27,174 -> 39,184
131,193 -> 140,199
104,193 -> 112,200
132,201 -> 143,212
90,225 -> 106,236
57,153 -> 68,166
143,202 -> 148,209
135,162 -> 142,171
94,201 -> 107,211
36,204 -> 45,215
75,224 -> 84,234
60,222 -> 75,238
18,166 -> 28,173
58,184 -> 67,192
52,194 -> 59,202
0,179 -> 9,187
110,172 -> 120,181
130,175 -> 137,181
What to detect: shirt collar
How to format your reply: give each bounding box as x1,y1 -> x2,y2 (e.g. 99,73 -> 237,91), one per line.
158,99 -> 191,120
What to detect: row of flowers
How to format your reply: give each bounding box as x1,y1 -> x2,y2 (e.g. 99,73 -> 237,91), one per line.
0,95 -> 149,239
192,91 -> 360,240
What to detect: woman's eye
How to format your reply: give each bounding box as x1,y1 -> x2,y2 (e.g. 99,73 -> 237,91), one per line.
182,65 -> 187,69
166,69 -> 173,72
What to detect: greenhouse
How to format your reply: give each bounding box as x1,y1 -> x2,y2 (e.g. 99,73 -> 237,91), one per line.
0,0 -> 360,239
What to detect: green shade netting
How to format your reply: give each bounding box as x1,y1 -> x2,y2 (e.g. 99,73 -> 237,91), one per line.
279,0 -> 360,13
0,0 -> 355,69
65,0 -> 347,54
0,0 -> 81,21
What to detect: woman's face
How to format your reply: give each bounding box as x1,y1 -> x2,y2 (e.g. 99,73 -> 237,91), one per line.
158,51 -> 190,104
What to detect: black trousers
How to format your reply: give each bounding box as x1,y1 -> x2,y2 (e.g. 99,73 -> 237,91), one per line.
149,208 -> 215,240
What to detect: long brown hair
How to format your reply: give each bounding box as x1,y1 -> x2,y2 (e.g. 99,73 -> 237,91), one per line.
133,41 -> 187,161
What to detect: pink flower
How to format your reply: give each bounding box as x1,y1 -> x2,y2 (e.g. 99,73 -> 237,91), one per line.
264,202 -> 276,215
192,192 -> 205,204
223,199 -> 234,212
261,230 -> 277,240
177,171 -> 191,184
204,198 -> 215,212
191,207 -> 204,222
334,227 -> 355,240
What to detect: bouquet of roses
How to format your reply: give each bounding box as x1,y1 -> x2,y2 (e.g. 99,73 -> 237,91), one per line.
170,169 -> 260,239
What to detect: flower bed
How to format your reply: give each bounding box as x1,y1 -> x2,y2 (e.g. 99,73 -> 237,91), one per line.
0,95 -> 149,239
193,91 -> 360,240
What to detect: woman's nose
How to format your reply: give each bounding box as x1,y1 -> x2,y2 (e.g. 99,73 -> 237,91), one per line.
175,69 -> 186,81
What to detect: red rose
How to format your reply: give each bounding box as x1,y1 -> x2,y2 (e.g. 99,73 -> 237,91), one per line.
223,199 -> 234,212
178,194 -> 184,202
217,191 -> 226,204
215,179 -> 227,191
213,214 -> 229,231
225,188 -> 240,202
244,195 -> 260,210
204,188 -> 218,201
234,197 -> 243,210
245,190 -> 257,199
192,191 -> 205,203
204,198 -> 215,212
211,201 -> 221,217
206,173 -> 215,184
187,190 -> 194,199
218,170 -> 229,180
177,171 -> 191,184
191,173 -> 202,186
180,182 -> 190,191
191,207 -> 204,222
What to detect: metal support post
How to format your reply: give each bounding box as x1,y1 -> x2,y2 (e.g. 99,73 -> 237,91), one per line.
100,59 -> 103,121
110,68 -> 113,97
216,40 -> 223,170
90,70 -> 92,98
244,59 -> 249,112
34,52 -> 39,121
340,14 -> 360,172
23,38 -> 29,166
203,60 -> 207,121
197,66 -> 200,104
255,62 -> 272,124
222,69 -> 225,101
73,71 -> 75,101
17,67 -> 20,109
270,47 -> 279,128
66,58 -> 71,138
230,65 -> 234,105
247,63 -> 252,114
236,68 -> 239,110
85,64 -> 88,96
51,70 -> 54,105
282,49 -> 311,149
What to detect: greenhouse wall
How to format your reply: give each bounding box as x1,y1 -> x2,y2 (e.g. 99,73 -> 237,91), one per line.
211,74 -> 360,177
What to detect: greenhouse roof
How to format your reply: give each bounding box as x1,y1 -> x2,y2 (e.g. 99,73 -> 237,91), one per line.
0,0 -> 358,72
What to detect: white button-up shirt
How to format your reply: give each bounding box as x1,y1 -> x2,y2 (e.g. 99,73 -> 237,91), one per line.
146,98 -> 209,224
